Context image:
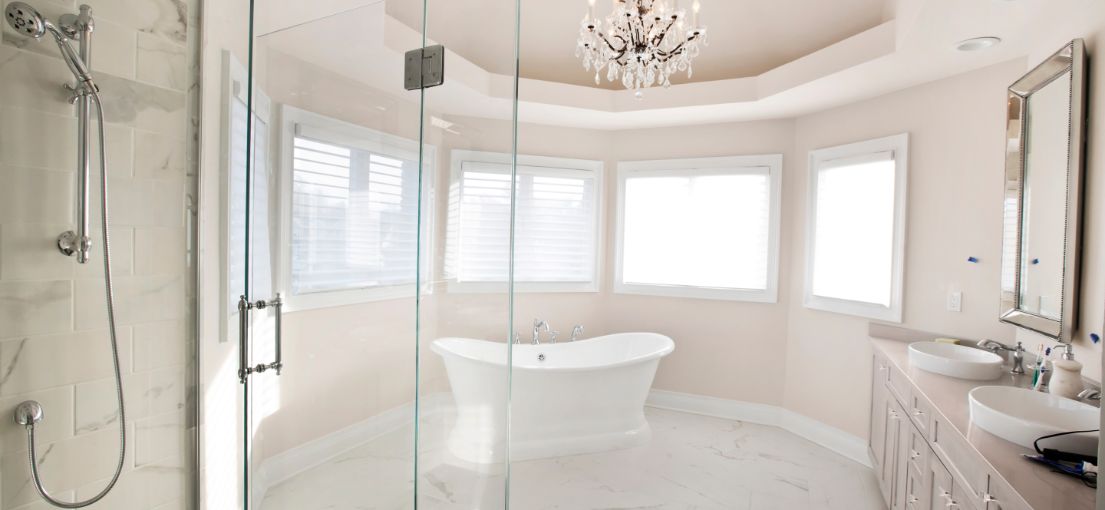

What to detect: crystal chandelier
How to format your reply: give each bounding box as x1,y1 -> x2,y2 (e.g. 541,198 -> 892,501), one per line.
576,0 -> 707,96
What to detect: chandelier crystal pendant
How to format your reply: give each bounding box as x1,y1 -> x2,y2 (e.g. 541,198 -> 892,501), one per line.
576,0 -> 707,97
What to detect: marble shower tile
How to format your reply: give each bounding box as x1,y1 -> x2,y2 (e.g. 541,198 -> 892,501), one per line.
75,455 -> 188,509
136,31 -> 186,91
0,223 -> 76,281
85,0 -> 188,44
1,15 -> 137,79
0,280 -> 70,338
0,328 -> 132,397
0,166 -> 73,224
0,386 -> 74,454
134,129 -> 187,178
93,72 -> 187,136
74,273 -> 186,329
133,226 -> 186,275
0,426 -> 126,508
133,410 -> 185,467
73,226 -> 135,279
0,47 -> 81,116
132,319 -> 188,371
74,371 -> 149,435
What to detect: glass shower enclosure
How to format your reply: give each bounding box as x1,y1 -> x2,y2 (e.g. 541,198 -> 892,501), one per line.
234,0 -> 521,507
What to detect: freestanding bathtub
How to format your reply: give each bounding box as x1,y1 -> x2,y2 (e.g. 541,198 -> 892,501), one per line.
431,332 -> 674,464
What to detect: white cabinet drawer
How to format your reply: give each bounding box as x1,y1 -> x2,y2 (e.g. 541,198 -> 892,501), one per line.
886,362 -> 911,407
930,415 -> 987,501
984,474 -> 1032,510
907,390 -> 932,435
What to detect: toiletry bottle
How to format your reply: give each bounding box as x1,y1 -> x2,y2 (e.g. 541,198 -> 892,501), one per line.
1050,358 -> 1085,399
1034,347 -> 1052,391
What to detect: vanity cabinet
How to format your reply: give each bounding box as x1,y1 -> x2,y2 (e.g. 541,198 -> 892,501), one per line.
869,352 -> 1035,510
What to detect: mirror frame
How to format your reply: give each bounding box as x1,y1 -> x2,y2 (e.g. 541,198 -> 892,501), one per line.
999,39 -> 1088,341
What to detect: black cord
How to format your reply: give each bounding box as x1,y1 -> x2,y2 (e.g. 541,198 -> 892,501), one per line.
1031,429 -> 1099,488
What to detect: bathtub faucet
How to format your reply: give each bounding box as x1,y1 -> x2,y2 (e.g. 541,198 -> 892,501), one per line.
571,325 -> 585,341
532,319 -> 551,345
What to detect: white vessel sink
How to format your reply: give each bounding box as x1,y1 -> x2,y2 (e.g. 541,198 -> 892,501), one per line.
907,342 -> 1003,380
969,386 -> 1099,455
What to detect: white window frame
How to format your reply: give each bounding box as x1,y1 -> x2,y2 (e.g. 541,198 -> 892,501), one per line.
277,105 -> 435,312
614,155 -> 783,302
446,150 -> 604,294
803,133 -> 908,322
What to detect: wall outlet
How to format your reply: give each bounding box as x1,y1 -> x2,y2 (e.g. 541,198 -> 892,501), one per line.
947,291 -> 962,312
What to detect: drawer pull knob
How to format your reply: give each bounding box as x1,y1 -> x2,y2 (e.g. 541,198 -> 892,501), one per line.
910,450 -> 920,459
912,409 -> 924,416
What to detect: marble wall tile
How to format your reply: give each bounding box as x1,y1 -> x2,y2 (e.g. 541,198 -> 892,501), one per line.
147,365 -> 184,416
84,0 -> 187,44
2,15 -> 138,80
134,129 -> 187,178
74,274 -> 186,329
0,224 -> 76,281
94,73 -> 187,137
136,32 -> 186,91
75,455 -> 188,509
0,281 -> 70,338
73,226 -> 135,279
0,386 -> 73,454
0,426 -> 126,508
0,48 -> 80,117
133,410 -> 184,467
74,372 -> 148,435
0,328 -> 133,397
133,227 -> 186,276
132,320 -> 187,371
0,167 -> 73,225
0,0 -> 198,507
0,107 -> 77,171
104,178 -> 185,227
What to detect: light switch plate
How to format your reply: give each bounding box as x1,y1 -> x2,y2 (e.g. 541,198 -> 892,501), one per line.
947,291 -> 962,312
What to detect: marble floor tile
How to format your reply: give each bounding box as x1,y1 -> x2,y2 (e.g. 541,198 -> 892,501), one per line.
260,407 -> 884,510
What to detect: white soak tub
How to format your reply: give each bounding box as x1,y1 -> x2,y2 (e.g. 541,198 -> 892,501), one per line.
431,332 -> 674,464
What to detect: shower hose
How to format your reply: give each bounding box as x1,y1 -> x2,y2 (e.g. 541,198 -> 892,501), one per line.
24,89 -> 127,508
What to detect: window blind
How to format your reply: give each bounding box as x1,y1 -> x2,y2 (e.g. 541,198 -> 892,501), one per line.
446,160 -> 598,284
290,135 -> 420,295
809,151 -> 896,306
621,168 -> 771,290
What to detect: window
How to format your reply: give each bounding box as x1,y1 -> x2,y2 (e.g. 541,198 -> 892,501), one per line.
615,155 -> 782,302
279,106 -> 433,310
445,151 -> 602,292
804,133 -> 908,322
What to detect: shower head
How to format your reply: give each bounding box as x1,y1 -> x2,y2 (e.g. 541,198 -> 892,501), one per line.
5,1 -> 46,38
4,2 -> 97,90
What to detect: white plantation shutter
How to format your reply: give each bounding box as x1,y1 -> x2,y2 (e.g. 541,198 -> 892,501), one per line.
446,153 -> 600,287
809,152 -> 896,306
804,134 -> 908,323
290,135 -> 421,294
622,170 -> 771,290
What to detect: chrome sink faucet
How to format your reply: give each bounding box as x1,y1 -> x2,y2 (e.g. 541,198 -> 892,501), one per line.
979,340 -> 1026,374
570,325 -> 585,342
532,319 -> 550,345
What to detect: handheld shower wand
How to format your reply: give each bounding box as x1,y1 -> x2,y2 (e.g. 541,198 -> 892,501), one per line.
6,3 -> 125,509
5,2 -> 97,89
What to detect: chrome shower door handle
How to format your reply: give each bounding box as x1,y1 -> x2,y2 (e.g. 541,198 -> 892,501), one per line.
238,295 -> 251,383
239,294 -> 284,384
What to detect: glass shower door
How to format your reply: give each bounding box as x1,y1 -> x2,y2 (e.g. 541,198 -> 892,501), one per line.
234,0 -> 522,508
236,1 -> 432,509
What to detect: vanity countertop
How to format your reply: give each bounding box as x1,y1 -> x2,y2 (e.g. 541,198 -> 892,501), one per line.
870,335 -> 1097,510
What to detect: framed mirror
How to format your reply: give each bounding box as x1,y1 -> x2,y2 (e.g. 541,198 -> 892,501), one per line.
999,39 -> 1088,341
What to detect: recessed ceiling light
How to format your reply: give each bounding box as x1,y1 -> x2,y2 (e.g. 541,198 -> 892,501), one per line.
956,36 -> 1002,52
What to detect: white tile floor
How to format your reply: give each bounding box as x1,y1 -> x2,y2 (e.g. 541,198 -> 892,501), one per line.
261,407 -> 885,510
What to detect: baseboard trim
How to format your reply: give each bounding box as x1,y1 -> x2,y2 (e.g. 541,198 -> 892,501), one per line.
646,389 -> 872,468
255,393 -> 452,503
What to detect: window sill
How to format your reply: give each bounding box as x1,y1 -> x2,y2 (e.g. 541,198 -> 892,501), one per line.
614,282 -> 777,303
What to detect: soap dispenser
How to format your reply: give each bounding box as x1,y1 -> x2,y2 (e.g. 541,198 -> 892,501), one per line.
1048,344 -> 1084,399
